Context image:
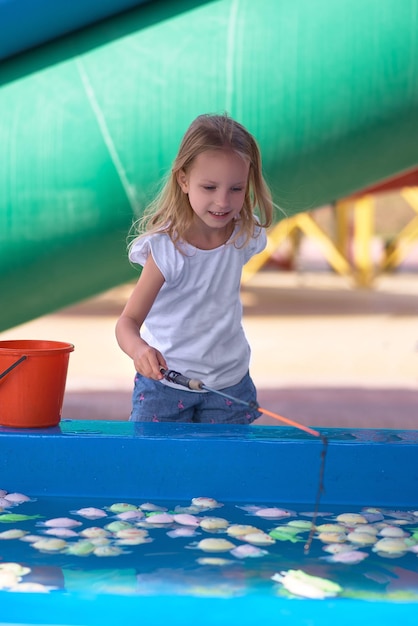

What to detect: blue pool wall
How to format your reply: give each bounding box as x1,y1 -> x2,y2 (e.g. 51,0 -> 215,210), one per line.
0,422 -> 417,626
1,421 -> 416,507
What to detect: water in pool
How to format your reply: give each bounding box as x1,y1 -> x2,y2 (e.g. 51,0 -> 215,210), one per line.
0,490 -> 417,601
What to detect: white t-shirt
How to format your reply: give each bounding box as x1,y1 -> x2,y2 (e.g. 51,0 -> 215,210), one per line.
129,224 -> 266,390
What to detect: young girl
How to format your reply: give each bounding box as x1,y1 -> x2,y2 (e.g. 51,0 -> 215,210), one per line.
116,113 -> 274,423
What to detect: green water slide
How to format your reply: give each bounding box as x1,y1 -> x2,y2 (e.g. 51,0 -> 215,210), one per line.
1,0 -> 417,331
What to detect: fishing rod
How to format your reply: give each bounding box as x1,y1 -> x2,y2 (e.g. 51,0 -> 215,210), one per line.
160,367 -> 328,553
160,368 -> 321,438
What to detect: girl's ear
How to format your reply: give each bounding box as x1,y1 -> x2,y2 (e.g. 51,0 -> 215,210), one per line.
177,169 -> 189,193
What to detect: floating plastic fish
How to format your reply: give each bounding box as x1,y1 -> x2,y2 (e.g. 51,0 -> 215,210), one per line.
226,524 -> 263,537
104,521 -> 133,533
316,523 -> 346,533
230,544 -> 268,559
237,505 -> 295,519
19,534 -> 44,543
191,497 -> 222,510
66,541 -> 96,556
94,545 -> 125,557
108,503 -> 139,513
0,570 -> 21,589
268,527 -> 304,543
322,543 -> 356,554
113,529 -> 151,545
361,508 -> 385,523
322,550 -> 369,564
173,505 -> 202,515
0,529 -> 28,539
382,509 -> 416,522
254,507 -> 294,519
172,513 -> 200,526
372,538 -> 409,557
199,517 -> 229,531
197,557 -> 233,566
287,520 -> 314,530
300,511 -> 334,518
116,536 -> 152,546
80,527 -> 110,538
140,502 -> 167,512
336,513 -> 368,525
242,532 -> 276,546
0,513 -> 41,523
4,493 -> 31,504
272,569 -> 343,599
317,531 -> 348,544
346,531 -> 377,546
71,507 -> 108,520
167,527 -> 198,538
378,526 -> 409,538
43,527 -> 79,538
32,538 -> 67,552
237,505 -> 263,514
115,528 -> 149,539
41,518 -> 82,528
144,512 -> 174,525
350,525 -> 378,536
88,537 -> 111,547
0,562 -> 31,576
115,510 -> 145,521
0,562 -> 31,591
196,538 -> 235,552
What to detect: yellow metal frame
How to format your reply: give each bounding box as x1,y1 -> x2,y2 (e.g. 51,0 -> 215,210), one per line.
242,212 -> 351,283
242,187 -> 418,286
380,187 -> 418,272
335,196 -> 375,287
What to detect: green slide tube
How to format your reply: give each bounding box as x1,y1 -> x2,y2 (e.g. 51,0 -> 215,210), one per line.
1,0 -> 417,330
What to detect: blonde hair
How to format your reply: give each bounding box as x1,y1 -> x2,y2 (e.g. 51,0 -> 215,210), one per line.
130,113 -> 274,250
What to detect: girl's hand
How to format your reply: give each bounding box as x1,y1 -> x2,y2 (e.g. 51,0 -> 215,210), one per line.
132,341 -> 167,380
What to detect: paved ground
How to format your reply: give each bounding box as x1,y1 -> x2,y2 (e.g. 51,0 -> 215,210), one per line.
1,265 -> 417,430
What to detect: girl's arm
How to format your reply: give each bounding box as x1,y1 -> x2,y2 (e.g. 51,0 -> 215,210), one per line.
115,254 -> 167,380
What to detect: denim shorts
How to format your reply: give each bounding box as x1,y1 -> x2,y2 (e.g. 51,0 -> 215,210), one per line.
130,371 -> 261,424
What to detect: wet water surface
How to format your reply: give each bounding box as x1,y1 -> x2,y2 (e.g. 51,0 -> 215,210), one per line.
0,492 -> 417,601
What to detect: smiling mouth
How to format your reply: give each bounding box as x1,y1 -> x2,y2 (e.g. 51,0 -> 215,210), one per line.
209,211 -> 229,216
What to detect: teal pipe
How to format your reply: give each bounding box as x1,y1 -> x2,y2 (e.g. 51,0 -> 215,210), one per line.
1,0 -> 417,330
0,0 -> 152,60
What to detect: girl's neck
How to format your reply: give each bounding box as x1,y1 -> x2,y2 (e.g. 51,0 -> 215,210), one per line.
184,219 -> 234,250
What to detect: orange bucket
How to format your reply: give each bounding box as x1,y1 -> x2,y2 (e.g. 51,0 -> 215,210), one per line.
0,340 -> 74,428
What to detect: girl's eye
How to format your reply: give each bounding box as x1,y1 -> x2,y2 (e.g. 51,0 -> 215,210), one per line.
201,185 -> 243,192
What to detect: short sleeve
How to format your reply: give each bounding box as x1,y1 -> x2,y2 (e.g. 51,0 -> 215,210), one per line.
129,234 -> 184,283
243,225 -> 267,264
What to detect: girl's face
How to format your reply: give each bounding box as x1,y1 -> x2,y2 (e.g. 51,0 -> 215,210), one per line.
177,149 -> 249,231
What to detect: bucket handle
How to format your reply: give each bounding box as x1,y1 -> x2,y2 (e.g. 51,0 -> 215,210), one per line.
0,355 -> 27,381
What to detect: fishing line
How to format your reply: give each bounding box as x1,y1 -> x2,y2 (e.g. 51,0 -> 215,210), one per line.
304,435 -> 328,554
160,368 -> 328,553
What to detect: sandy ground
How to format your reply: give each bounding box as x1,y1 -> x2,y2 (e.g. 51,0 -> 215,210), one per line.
1,264 -> 417,431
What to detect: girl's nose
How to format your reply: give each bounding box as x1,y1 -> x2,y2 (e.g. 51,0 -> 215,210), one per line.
215,190 -> 229,208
